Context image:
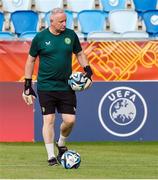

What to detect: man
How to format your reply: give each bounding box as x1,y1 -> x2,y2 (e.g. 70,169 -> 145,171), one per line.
22,8 -> 93,166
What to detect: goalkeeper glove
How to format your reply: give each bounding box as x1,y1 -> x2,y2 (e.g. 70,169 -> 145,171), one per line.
22,78 -> 37,105
83,65 -> 93,90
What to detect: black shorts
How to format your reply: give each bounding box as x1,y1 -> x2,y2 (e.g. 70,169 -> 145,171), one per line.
37,91 -> 76,115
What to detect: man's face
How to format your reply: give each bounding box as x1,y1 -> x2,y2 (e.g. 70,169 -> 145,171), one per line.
50,13 -> 67,32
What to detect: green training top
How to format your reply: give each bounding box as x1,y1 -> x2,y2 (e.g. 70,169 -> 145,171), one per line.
29,28 -> 82,91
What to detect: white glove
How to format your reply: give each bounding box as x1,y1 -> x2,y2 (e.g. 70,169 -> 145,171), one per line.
22,79 -> 37,105
22,92 -> 36,105
83,77 -> 92,90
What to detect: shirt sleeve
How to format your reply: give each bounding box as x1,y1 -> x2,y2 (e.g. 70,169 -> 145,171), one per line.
73,32 -> 82,54
29,34 -> 39,57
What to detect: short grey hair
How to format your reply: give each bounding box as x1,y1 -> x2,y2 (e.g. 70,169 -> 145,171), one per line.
50,8 -> 65,16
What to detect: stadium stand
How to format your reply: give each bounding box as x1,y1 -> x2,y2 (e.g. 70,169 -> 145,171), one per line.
45,10 -> 74,29
77,10 -> 107,35
10,10 -> 38,36
142,10 -> 158,37
0,0 -> 155,40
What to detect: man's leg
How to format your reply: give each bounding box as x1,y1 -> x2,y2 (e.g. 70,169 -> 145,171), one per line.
59,114 -> 75,145
56,114 -> 76,163
43,114 -> 58,166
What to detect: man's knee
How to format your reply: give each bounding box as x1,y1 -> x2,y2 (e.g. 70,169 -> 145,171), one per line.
43,114 -> 55,126
67,118 -> 75,126
62,114 -> 76,127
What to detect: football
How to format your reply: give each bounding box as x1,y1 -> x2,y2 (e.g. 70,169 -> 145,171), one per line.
61,150 -> 81,169
68,71 -> 87,91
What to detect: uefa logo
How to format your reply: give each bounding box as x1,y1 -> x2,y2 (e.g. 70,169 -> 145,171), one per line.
98,87 -> 148,137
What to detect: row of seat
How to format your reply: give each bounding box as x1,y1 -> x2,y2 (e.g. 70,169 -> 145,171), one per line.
0,0 -> 158,13
0,0 -> 158,31
0,9 -> 158,40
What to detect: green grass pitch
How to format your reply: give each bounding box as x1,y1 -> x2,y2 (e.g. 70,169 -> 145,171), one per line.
0,142 -> 158,179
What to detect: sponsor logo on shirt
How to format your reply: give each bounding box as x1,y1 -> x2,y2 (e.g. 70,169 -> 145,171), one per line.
45,41 -> 51,46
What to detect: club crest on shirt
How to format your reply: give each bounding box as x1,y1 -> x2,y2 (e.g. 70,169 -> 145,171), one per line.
64,37 -> 71,44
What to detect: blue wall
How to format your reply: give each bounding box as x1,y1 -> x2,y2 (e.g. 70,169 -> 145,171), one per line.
34,82 -> 158,142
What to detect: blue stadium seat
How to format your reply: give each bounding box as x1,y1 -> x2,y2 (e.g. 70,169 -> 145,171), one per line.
77,10 -> 107,34
0,12 -> 4,31
100,0 -> 127,12
133,0 -> 157,18
45,10 -> 74,29
109,9 -> 138,33
2,0 -> 32,31
0,32 -> 16,40
143,10 -> 158,37
10,10 -> 38,36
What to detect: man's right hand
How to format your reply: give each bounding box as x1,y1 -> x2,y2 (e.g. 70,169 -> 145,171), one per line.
22,79 -> 37,105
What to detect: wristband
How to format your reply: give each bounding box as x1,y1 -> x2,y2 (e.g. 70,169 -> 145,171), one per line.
84,65 -> 93,79
24,78 -> 32,90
